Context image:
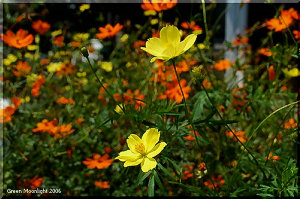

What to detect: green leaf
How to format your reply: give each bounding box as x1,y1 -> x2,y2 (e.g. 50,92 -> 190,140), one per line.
137,170 -> 152,186
153,170 -> 166,193
168,181 -> 206,195
148,175 -> 155,197
157,163 -> 176,180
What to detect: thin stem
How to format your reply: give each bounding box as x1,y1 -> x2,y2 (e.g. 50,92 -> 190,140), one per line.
85,57 -> 125,113
201,84 -> 267,180
201,0 -> 209,42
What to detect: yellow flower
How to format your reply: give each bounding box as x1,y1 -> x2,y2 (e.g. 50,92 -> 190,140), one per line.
115,128 -> 167,172
73,33 -> 89,42
115,104 -> 125,114
120,34 -> 129,43
79,4 -> 90,12
282,68 -> 299,77
150,19 -> 158,25
141,25 -> 197,63
27,45 -> 38,51
101,62 -> 113,72
47,62 -> 64,73
144,10 -> 157,16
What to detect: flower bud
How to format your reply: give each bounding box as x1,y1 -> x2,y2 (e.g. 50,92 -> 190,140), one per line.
80,47 -> 89,58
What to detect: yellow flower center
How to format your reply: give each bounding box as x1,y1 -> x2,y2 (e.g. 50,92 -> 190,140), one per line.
135,143 -> 146,155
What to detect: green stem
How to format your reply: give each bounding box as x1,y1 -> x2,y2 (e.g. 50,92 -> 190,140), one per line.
201,84 -> 267,180
201,0 -> 209,42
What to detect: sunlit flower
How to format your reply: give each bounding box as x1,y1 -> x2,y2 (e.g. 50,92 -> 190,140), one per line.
204,175 -> 225,190
79,4 -> 90,12
47,62 -> 64,73
266,153 -> 280,161
115,104 -> 125,114
32,20 -> 51,35
283,118 -> 297,129
19,176 -> 43,190
141,0 -> 177,12
75,118 -> 84,125
82,154 -> 114,169
159,79 -> 191,103
282,68 -> 299,77
12,61 -> 32,77
214,59 -> 231,71
96,23 -> 123,40
233,35 -> 249,45
1,29 -> 34,49
293,30 -> 300,39
115,128 -> 167,172
100,61 -> 113,72
141,25 -> 197,62
33,119 -> 75,138
56,63 -> 74,77
95,181 -> 110,189
181,21 -> 202,34
266,8 -> 298,32
3,54 -> 18,66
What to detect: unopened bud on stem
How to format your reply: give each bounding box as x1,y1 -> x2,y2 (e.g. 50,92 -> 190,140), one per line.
81,47 -> 89,58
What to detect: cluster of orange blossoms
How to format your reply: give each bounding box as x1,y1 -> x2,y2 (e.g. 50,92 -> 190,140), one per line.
258,48 -> 272,57
1,29 -> 34,49
12,61 -> 32,77
113,89 -> 146,110
56,63 -> 74,77
33,119 -> 75,138
141,0 -> 177,12
82,154 -> 114,169
18,176 -> 43,190
214,59 -> 231,71
96,23 -> 123,40
152,60 -> 193,103
283,118 -> 297,129
204,175 -> 225,190
266,8 -> 299,32
0,97 -> 21,123
31,75 -> 45,98
226,129 -> 247,144
56,97 -> 75,105
231,88 -> 250,112
32,20 -> 51,35
183,126 -> 201,141
95,181 -> 110,189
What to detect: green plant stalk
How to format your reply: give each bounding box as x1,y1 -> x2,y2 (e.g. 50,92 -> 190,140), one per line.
171,59 -> 220,196
201,0 -> 209,42
85,56 -> 125,113
200,84 -> 267,179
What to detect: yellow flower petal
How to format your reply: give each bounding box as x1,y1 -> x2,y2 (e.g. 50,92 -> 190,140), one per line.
124,158 -> 143,167
141,38 -> 166,56
142,128 -> 160,153
160,25 -> 180,46
127,134 -> 143,153
141,157 -> 157,172
115,150 -> 141,162
147,142 -> 167,158
282,68 -> 299,77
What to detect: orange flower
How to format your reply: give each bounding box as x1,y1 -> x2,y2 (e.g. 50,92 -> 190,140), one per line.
96,23 -> 123,40
258,48 -> 272,57
53,35 -> 64,47
0,97 -> 21,123
40,59 -> 50,66
268,65 -> 275,81
95,181 -> 110,189
204,175 -> 225,190
30,176 -> 44,189
31,75 -> 45,98
141,0 -> 177,12
233,36 -> 249,45
293,30 -> 300,39
226,130 -> 247,144
184,126 -> 201,141
56,97 -> 75,105
70,41 -> 82,47
283,118 -> 297,129
160,79 -> 191,104
123,89 -> 146,109
104,146 -> 112,154
32,119 -> 75,138
219,105 -> 225,112
214,59 -> 231,71
203,78 -> 212,89
182,165 -> 194,180
266,153 -> 280,161
1,29 -> 34,49
232,88 -> 249,111
12,61 -> 32,77
82,154 -> 114,169
266,8 -> 298,32
75,118 -> 84,125
181,21 -> 202,32
32,20 -> 51,35
56,63 -> 74,77
133,40 -> 146,49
